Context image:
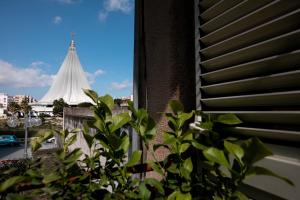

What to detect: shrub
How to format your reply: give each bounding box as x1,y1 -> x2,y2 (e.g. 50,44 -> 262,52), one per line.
0,90 -> 293,200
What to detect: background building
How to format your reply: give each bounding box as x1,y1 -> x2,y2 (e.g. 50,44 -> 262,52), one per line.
0,93 -> 13,110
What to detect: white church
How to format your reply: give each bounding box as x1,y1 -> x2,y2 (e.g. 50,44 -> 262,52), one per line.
32,37 -> 92,114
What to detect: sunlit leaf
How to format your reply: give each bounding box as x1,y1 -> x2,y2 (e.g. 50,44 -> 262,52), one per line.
178,112 -> 194,129
233,191 -> 249,200
215,113 -> 242,125
169,100 -> 184,114
203,147 -> 230,169
191,140 -> 207,150
99,95 -> 114,110
83,89 -> 98,103
183,158 -> 193,173
144,178 -> 165,195
126,150 -> 142,167
241,137 -> 273,165
224,140 -> 244,162
139,182 -> 151,200
167,190 -> 191,200
109,112 -> 131,132
0,176 -> 26,192
42,172 -> 61,184
148,160 -> 164,176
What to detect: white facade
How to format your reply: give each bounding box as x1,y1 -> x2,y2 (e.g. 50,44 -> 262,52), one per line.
39,39 -> 92,105
0,93 -> 12,109
31,105 -> 53,116
0,107 -> 5,118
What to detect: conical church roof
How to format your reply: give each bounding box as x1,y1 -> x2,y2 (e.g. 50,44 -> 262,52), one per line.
39,39 -> 91,105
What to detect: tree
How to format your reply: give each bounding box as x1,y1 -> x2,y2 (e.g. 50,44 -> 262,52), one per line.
53,98 -> 68,116
114,98 -> 122,107
7,102 -> 21,113
20,97 -> 32,114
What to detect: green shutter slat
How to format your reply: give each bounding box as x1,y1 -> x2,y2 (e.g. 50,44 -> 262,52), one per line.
201,70 -> 300,97
227,127 -> 300,142
199,0 -> 220,11
203,111 -> 300,126
201,29 -> 300,71
201,90 -> 300,108
200,0 -> 243,23
201,0 -> 272,34
201,9 -> 300,59
201,0 -> 300,46
201,50 -> 300,84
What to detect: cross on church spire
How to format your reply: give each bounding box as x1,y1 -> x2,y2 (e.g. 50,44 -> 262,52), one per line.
70,32 -> 76,50
71,32 -> 75,41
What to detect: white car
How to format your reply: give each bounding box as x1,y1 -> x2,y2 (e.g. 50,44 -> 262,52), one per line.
46,137 -> 56,143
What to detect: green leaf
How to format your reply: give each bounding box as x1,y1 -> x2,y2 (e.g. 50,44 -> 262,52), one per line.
64,148 -> 82,164
93,119 -> 106,132
139,182 -> 151,200
83,89 -> 98,103
66,134 -> 77,147
233,191 -> 249,200
31,138 -> 42,152
183,158 -> 193,173
42,172 -> 61,184
144,118 -> 157,140
6,194 -> 31,200
215,113 -> 242,125
0,176 -> 26,192
83,122 -> 94,149
99,95 -> 114,110
118,135 -> 130,153
180,143 -> 190,153
126,150 -> 142,167
109,112 -> 131,132
144,178 -> 165,195
148,160 -> 164,176
178,112 -> 194,129
246,166 -> 294,186
203,147 -> 230,169
167,191 -> 191,200
191,140 -> 207,150
224,140 -> 244,162
70,128 -> 81,133
167,163 -> 179,174
199,121 -> 213,131
241,137 -> 273,165
169,100 -> 184,114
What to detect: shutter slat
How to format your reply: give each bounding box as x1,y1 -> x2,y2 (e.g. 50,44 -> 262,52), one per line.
202,90 -> 300,108
228,127 -> 300,142
201,70 -> 300,97
201,9 -> 300,59
199,0 -> 220,11
201,0 -> 272,34
201,0 -> 300,46
201,29 -> 300,72
203,111 -> 300,126
200,0 -> 243,23
201,50 -> 300,84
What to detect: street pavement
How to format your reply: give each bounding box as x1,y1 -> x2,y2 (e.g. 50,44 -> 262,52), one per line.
0,142 -> 56,160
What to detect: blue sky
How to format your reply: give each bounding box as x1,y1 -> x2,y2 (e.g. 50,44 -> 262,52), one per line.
0,0 -> 134,99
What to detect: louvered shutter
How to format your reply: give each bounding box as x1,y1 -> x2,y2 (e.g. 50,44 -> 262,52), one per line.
194,0 -> 300,199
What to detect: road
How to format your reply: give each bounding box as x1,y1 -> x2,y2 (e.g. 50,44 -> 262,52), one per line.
0,142 -> 57,160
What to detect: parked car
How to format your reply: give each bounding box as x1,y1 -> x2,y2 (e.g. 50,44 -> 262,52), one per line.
0,135 -> 19,146
46,137 -> 56,143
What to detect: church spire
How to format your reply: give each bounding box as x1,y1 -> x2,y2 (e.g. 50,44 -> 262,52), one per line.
69,32 -> 76,51
39,34 -> 91,105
